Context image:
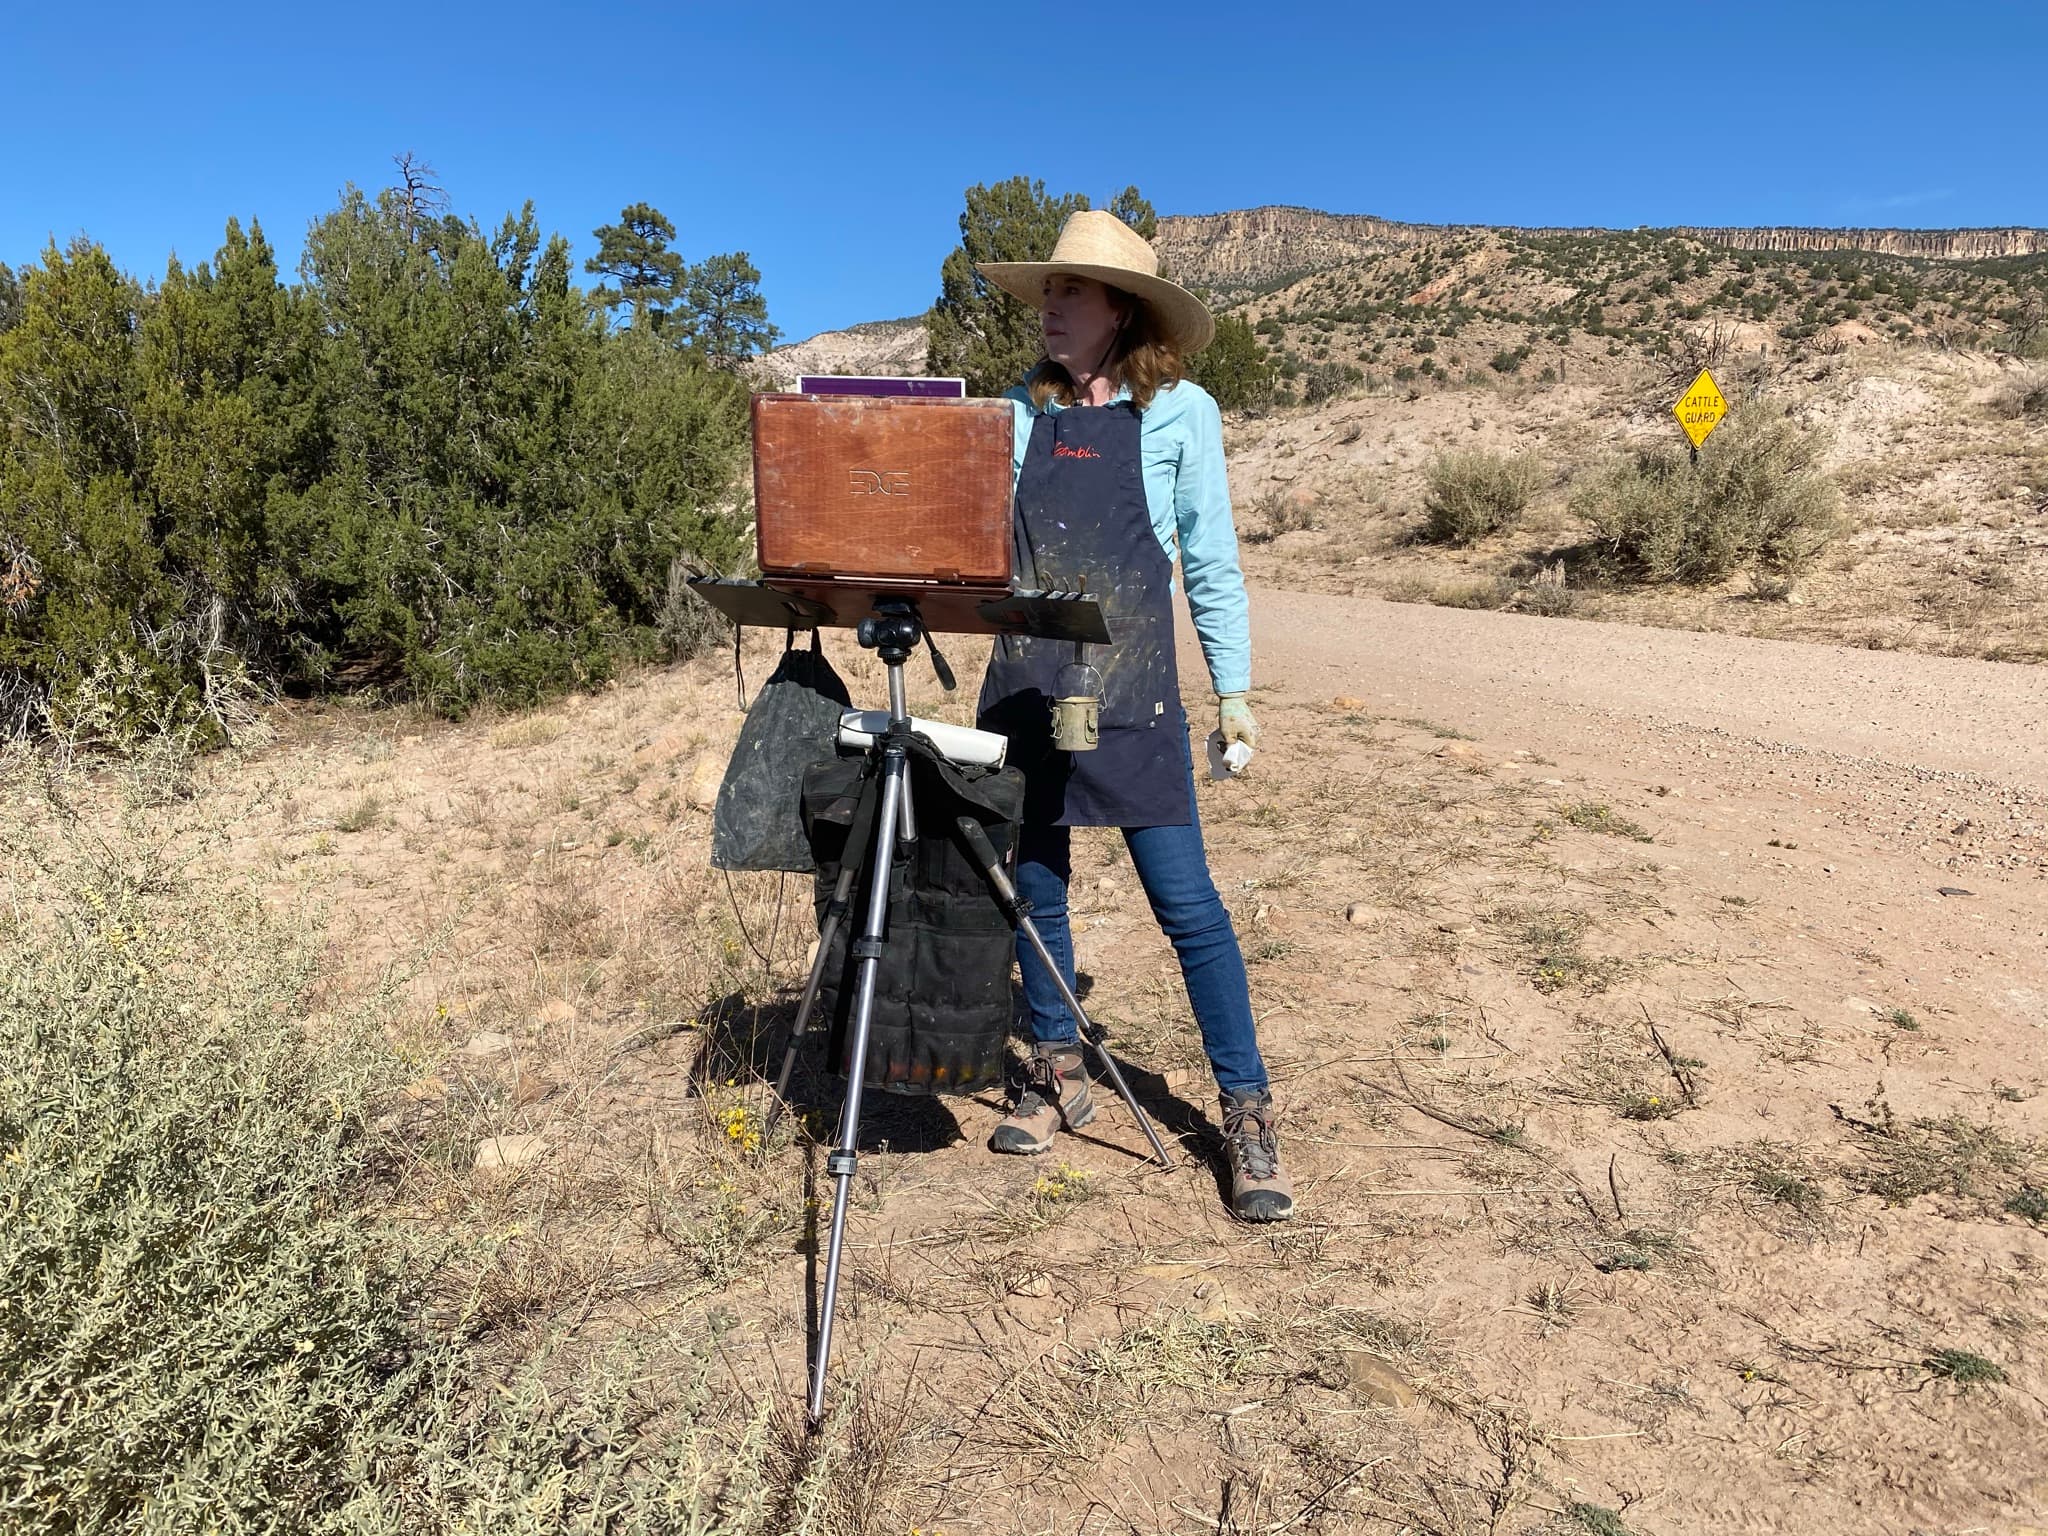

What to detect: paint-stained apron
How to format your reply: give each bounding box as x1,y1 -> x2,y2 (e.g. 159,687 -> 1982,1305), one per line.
975,402 -> 1191,828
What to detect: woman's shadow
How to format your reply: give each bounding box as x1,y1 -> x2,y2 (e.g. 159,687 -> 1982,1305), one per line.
692,970 -> 1218,1175
1038,973 -> 1233,1201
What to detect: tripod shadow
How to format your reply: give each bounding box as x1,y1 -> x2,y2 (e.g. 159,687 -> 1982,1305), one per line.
760,997 -> 968,1156
1067,1048 -> 1228,1181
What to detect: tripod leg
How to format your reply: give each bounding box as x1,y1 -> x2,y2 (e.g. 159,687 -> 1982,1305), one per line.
768,765 -> 889,1134
952,817 -> 1174,1168
808,742 -> 908,1428
764,861 -> 855,1134
1017,913 -> 1175,1168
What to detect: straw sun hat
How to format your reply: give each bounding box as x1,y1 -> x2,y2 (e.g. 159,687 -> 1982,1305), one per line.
977,209 -> 1216,355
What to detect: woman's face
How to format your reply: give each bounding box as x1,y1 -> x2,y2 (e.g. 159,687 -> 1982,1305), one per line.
1038,274 -> 1124,374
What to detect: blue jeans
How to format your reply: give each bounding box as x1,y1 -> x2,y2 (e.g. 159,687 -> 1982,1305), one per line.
1012,741 -> 1269,1097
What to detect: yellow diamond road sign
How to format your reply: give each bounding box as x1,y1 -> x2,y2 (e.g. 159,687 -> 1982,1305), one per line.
1674,368 -> 1727,450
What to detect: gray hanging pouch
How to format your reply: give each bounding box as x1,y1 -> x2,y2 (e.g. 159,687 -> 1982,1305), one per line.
711,632 -> 852,872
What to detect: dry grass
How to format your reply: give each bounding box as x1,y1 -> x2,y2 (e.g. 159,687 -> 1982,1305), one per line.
1486,904 -> 1625,994
490,715 -> 570,750
12,627 -> 2047,1532
1843,1108 -> 2041,1210
1990,366 -> 2048,419
1558,801 -> 1654,843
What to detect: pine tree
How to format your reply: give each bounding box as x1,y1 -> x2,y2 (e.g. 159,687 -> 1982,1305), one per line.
0,239 -> 168,738
1186,313 -> 1275,411
1,180 -> 758,739
584,203 -> 685,331
136,217 -> 308,657
0,262 -> 20,334
680,252 -> 778,366
1107,186 -> 1157,241
926,178 -> 1093,396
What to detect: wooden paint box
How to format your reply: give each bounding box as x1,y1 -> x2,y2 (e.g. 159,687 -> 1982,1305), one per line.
752,394 -> 1015,587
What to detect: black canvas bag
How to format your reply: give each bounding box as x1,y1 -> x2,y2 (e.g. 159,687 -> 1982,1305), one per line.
712,632 -> 852,873
802,734 -> 1025,1096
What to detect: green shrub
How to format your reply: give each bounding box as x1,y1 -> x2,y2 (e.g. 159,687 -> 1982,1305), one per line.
1185,312 -> 1275,411
0,780 -> 757,1533
1421,450 -> 1541,545
1570,405 -> 1841,583
1923,1348 -> 2007,1388
1,192 -> 751,743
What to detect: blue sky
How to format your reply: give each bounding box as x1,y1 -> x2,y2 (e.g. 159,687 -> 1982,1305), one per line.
4,1 -> 2042,342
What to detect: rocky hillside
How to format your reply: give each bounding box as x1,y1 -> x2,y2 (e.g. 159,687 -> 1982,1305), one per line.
766,207 -> 2047,399
1238,224 -> 2044,409
755,315 -> 926,387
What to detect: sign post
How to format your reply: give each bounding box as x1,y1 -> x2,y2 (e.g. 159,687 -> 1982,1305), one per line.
1673,368 -> 1728,465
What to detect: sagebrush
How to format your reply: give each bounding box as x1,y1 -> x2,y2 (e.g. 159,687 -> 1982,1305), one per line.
1991,367 -> 2048,419
1571,405 -> 1841,583
0,761 -> 779,1534
1421,450 -> 1541,545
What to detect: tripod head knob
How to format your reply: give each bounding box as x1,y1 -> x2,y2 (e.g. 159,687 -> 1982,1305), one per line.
856,602 -> 922,664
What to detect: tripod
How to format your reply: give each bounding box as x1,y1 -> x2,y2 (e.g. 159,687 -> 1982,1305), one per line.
765,601 -> 1171,1429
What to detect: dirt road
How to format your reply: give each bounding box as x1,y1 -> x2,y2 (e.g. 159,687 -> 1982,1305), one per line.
1152,589 -> 2048,1531
1240,585 -> 2048,791
1224,580 -> 2047,1065
1196,586 -> 2048,899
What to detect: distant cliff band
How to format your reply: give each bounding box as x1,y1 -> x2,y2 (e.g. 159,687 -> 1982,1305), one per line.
1154,206 -> 2048,291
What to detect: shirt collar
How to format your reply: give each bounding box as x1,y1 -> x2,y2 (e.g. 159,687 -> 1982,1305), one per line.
1043,382 -> 1134,412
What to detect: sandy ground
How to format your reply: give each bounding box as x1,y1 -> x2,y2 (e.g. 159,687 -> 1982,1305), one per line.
131,584 -> 2048,1535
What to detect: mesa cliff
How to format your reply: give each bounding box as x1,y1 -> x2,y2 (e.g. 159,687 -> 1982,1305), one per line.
1676,226 -> 2045,260
1154,208 -> 1449,290
1155,206 -> 2048,292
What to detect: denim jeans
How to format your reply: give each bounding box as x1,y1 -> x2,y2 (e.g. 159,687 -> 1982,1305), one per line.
1012,737 -> 1269,1097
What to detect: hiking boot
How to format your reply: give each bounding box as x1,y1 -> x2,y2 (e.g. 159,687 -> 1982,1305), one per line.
1220,1089 -> 1295,1222
990,1043 -> 1095,1155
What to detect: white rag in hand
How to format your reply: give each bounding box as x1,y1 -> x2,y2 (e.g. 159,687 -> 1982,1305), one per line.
1205,729 -> 1254,780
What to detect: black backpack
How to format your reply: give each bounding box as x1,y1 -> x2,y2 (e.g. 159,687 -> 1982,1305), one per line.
801,735 -> 1025,1097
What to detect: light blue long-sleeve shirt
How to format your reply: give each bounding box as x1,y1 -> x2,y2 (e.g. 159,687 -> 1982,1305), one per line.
1003,379 -> 1252,696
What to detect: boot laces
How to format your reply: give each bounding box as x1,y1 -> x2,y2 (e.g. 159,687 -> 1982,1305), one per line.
1015,1053 -> 1063,1117
1223,1098 -> 1279,1181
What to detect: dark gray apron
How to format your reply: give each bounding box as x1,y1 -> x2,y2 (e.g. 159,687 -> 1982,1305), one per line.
975,402 -> 1191,828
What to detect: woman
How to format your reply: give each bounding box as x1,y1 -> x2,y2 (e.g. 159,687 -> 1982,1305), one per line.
973,210 -> 1293,1223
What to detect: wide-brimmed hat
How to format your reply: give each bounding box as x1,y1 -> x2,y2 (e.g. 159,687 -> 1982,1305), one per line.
977,209 -> 1215,355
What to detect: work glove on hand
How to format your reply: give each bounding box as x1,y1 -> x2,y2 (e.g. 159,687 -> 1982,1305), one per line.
1217,692 -> 1260,750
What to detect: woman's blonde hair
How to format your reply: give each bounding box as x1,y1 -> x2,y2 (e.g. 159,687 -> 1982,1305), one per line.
1026,285 -> 1184,412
